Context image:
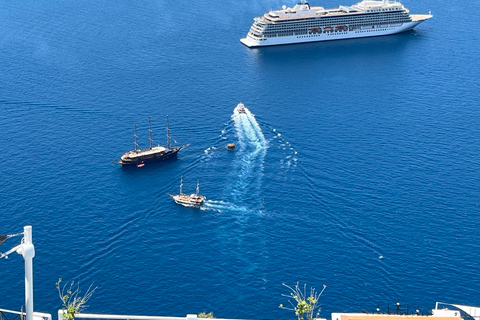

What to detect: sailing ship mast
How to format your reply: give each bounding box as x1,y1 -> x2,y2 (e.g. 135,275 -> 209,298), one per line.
196,180 -> 200,196
119,116 -> 189,167
134,123 -> 138,151
167,115 -> 171,149
148,116 -> 153,149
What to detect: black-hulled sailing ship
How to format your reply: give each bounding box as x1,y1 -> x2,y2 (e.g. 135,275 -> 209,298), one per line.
119,116 -> 189,167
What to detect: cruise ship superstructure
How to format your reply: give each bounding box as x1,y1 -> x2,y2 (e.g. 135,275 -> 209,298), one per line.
240,0 -> 432,47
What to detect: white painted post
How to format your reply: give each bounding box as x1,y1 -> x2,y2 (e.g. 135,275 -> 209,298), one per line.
21,226 -> 35,320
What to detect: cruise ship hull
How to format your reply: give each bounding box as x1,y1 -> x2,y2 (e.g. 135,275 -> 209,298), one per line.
241,16 -> 431,48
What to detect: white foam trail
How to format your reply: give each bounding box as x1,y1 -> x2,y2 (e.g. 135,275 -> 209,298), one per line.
228,103 -> 268,204
232,106 -> 267,150
201,199 -> 253,213
266,125 -> 298,170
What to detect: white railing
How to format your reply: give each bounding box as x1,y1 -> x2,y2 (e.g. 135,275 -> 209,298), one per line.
0,308 -> 51,320
57,312 -> 248,320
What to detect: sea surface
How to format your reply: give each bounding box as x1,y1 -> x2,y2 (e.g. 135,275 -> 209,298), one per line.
1,0 -> 479,319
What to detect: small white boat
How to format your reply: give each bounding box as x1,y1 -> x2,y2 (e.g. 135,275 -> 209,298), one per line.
236,102 -> 246,114
168,176 -> 205,208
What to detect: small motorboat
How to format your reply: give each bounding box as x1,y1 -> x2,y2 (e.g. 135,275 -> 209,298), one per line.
168,176 -> 205,208
236,102 -> 246,114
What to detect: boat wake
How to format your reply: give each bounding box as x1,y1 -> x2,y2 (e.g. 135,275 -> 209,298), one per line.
197,103 -> 300,212
232,104 -> 267,150
268,126 -> 298,170
226,103 -> 268,205
203,106 -> 297,171
200,199 -> 260,214
201,126 -> 229,160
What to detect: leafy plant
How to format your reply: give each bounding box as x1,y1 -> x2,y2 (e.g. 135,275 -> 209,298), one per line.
198,312 -> 214,318
279,283 -> 326,320
56,278 -> 97,320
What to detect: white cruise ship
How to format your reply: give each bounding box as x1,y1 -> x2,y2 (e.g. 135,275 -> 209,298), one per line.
240,0 -> 432,47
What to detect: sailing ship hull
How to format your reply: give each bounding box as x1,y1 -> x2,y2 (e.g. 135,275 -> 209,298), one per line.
118,116 -> 189,167
173,198 -> 204,208
168,194 -> 206,208
119,147 -> 183,166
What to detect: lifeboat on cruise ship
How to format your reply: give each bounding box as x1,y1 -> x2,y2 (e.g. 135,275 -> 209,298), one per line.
324,27 -> 333,32
335,25 -> 348,31
309,27 -> 321,34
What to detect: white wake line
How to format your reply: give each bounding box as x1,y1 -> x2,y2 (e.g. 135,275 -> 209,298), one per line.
226,106 -> 267,205
201,200 -> 263,214
233,112 -> 267,149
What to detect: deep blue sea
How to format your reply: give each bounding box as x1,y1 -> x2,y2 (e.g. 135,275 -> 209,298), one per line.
1,0 -> 479,319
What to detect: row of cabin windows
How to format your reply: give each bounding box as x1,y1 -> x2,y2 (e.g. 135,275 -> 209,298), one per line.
269,11 -> 407,20
263,19 -> 409,32
366,7 -> 403,12
265,16 -> 410,27
267,26 -> 395,38
262,24 -> 401,36
266,12 -> 409,25
271,14 -> 409,25
265,13 -> 410,27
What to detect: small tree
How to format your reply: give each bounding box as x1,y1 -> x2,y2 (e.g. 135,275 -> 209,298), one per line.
279,283 -> 326,320
198,312 -> 214,318
56,278 -> 97,320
